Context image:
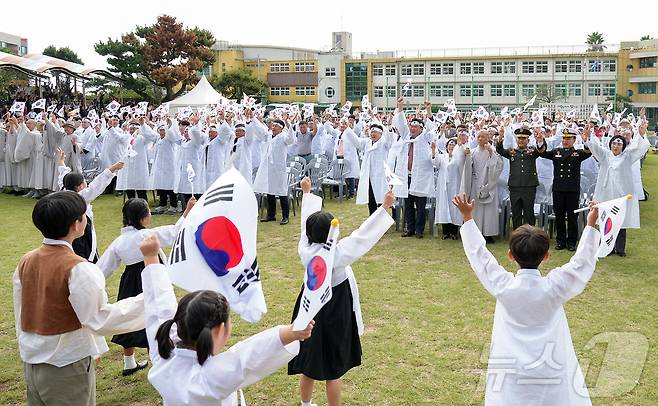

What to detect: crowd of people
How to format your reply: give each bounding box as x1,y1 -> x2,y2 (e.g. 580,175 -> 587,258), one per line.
6,91 -> 652,406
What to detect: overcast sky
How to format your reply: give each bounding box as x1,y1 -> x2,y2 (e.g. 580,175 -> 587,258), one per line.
4,0 -> 656,68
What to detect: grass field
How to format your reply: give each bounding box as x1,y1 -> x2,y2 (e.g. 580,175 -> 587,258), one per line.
0,155 -> 656,405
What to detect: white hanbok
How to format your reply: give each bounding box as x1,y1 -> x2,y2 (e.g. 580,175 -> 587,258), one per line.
253,126 -> 296,196
433,144 -> 467,225
174,124 -> 206,195
147,123 -> 179,191
116,127 -> 157,191
460,218 -> 598,406
461,146 -> 503,237
344,128 -> 393,205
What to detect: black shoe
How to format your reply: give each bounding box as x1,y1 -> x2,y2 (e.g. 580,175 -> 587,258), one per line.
416,233 -> 424,239
279,218 -> 289,225
401,231 -> 414,237
485,236 -> 495,244
555,244 -> 566,251
617,251 -> 626,257
567,245 -> 576,252
122,361 -> 148,376
450,234 -> 459,240
442,235 -> 449,240
260,217 -> 276,223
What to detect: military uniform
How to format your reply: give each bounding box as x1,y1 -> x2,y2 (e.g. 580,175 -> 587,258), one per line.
537,129 -> 592,250
496,128 -> 539,229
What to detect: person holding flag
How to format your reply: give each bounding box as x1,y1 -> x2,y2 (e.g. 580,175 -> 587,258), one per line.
583,118 -> 650,256
289,177 -> 395,406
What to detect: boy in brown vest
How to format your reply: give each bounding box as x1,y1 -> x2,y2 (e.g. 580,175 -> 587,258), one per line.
13,191 -> 145,406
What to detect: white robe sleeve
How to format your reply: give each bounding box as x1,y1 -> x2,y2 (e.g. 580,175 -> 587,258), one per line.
145,216 -> 184,247
57,165 -> 71,191
545,225 -> 600,303
79,168 -> 115,203
459,219 -> 514,296
141,264 -> 179,364
68,262 -> 145,336
298,193 -> 323,257
334,206 -> 394,268
97,239 -> 122,279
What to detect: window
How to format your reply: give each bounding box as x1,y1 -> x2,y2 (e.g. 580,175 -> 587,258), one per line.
372,64 -> 384,76
441,85 -> 454,97
521,84 -> 536,97
555,61 -> 568,73
490,84 -> 503,97
295,86 -> 316,96
385,64 -> 396,75
639,82 -> 657,94
459,85 -> 471,97
472,84 -> 484,96
325,67 -> 336,77
503,84 -> 516,97
522,61 -> 534,74
442,63 -> 454,75
270,63 -> 290,72
555,84 -> 568,97
429,85 -> 442,97
602,83 -> 616,96
588,83 -> 601,96
588,60 -> 602,73
569,84 -> 582,96
460,62 -> 472,75
270,87 -> 290,96
295,62 -> 315,72
503,62 -> 516,74
430,63 -> 442,75
602,59 -> 616,72
373,86 -> 384,97
473,62 -> 485,74
345,62 -> 368,100
386,86 -> 397,97
325,87 -> 335,98
491,62 -> 503,74
401,64 -> 412,75
413,63 -> 425,76
569,60 -> 582,73
639,57 -> 657,68
536,61 -> 549,73
412,84 -> 424,97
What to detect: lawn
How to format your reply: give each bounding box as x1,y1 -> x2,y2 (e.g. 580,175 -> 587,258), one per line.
0,155 -> 656,405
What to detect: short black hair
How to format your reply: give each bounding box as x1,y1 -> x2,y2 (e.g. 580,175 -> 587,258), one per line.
62,172 -> 85,191
32,191 -> 86,239
122,198 -> 150,230
306,211 -> 335,244
509,225 -> 550,269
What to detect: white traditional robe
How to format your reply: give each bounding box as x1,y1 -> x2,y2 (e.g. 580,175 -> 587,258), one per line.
433,144 -> 466,225
14,123 -> 38,188
586,133 -> 650,229
391,111 -> 436,198
5,127 -> 18,187
147,124 -> 179,191
0,128 -> 6,187
44,119 -> 78,191
174,124 -> 206,195
460,218 -> 599,406
332,126 -> 360,179
116,127 -> 157,191
141,263 -> 299,406
28,128 -> 47,190
253,126 -> 295,196
203,123 -> 231,190
461,146 -> 503,237
226,120 -> 261,186
344,128 -> 393,205
99,126 -> 130,170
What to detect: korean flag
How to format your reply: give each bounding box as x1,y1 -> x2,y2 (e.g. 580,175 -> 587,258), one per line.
168,167 -> 266,323
596,195 -> 630,258
293,218 -> 340,331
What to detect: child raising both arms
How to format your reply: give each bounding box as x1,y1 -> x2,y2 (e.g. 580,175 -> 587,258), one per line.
138,235 -> 314,406
452,193 -> 600,406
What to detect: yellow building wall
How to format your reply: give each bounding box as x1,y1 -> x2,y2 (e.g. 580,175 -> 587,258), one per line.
247,59 -> 319,103
617,48 -> 658,104
211,50 -> 245,77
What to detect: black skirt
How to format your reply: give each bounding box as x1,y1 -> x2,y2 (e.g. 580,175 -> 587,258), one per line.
111,261 -> 148,349
288,278 -> 362,381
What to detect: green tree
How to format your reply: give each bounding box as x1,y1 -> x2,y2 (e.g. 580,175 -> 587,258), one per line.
586,32 -> 606,52
535,84 -> 568,104
606,94 -> 633,113
640,35 -> 654,41
95,15 -> 215,103
43,45 -> 83,64
210,69 -> 268,100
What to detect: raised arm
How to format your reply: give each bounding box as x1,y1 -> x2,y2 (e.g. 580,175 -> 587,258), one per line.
334,203 -> 394,267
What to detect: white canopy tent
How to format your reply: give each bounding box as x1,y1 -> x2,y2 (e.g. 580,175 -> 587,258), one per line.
168,75 -> 223,111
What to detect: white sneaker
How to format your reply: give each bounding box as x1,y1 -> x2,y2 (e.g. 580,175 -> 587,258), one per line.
152,206 -> 166,214
167,206 -> 178,214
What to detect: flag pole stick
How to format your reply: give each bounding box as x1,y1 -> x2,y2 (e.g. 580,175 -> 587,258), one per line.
573,194 -> 632,213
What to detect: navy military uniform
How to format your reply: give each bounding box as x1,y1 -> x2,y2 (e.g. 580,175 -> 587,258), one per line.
537,128 -> 592,250
496,127 -> 539,229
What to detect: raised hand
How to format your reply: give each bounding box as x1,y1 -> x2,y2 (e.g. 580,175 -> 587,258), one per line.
452,193 -> 475,221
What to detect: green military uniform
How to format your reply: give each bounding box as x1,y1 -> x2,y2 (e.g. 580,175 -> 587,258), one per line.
496,127 -> 539,229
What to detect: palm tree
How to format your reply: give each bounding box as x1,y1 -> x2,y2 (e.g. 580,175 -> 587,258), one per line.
640,35 -> 654,41
586,32 -> 606,52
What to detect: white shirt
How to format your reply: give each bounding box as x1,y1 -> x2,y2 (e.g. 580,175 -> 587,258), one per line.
13,239 -> 145,367
460,219 -> 599,406
97,217 -> 184,278
142,264 -> 299,406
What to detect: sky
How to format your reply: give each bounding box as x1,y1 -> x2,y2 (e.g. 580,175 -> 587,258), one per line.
3,0 -> 656,68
